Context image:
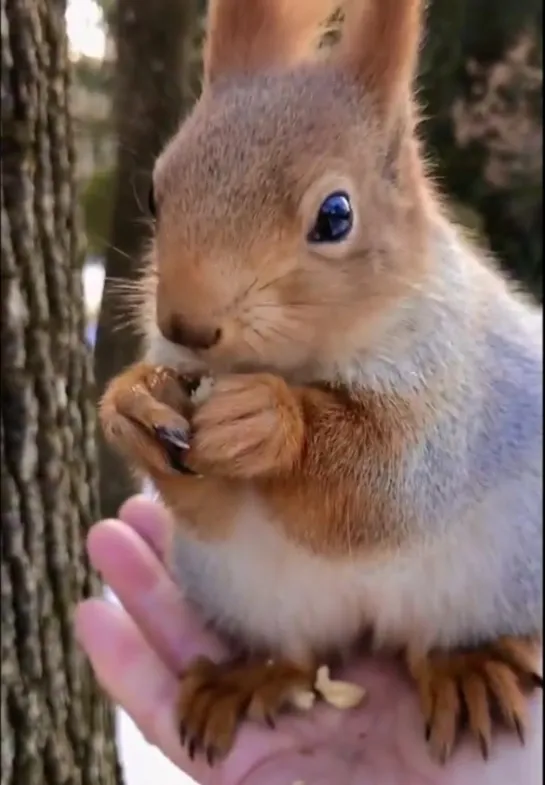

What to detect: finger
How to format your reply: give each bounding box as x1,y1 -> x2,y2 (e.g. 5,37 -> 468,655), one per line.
74,599 -> 212,784
75,600 -> 291,785
118,494 -> 171,562
87,519 -> 225,671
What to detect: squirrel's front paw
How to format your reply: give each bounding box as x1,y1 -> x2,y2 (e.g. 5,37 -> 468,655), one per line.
187,373 -> 304,479
100,363 -> 194,477
408,636 -> 543,763
177,655 -> 314,763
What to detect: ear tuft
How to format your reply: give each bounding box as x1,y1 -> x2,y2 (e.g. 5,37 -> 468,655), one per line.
203,0 -> 337,86
340,0 -> 425,114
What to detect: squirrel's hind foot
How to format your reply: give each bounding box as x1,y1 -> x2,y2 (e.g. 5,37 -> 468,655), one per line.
176,655 -> 315,764
408,636 -> 542,764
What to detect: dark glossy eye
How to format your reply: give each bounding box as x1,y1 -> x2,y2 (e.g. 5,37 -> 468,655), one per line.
308,191 -> 353,244
148,185 -> 156,217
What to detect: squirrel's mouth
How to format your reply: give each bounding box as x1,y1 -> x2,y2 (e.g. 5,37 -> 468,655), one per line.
149,319 -> 320,384
150,329 -> 269,374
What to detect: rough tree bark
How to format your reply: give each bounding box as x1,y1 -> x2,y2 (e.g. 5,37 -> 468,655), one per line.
1,1 -> 122,783
94,0 -> 198,518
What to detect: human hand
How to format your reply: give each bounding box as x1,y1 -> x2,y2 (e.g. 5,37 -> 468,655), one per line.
75,496 -> 543,785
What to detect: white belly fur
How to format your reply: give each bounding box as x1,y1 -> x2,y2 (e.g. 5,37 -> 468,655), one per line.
167,490 -> 503,660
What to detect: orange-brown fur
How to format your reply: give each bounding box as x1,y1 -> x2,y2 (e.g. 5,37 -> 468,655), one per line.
203,0 -> 335,85
99,0 -> 542,765
341,0 -> 424,112
100,363 -> 427,553
259,384 -> 426,555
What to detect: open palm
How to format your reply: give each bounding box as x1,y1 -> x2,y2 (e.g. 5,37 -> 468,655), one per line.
75,497 -> 542,785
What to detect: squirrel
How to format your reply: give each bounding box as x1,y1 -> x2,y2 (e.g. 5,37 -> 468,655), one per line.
99,0 -> 543,766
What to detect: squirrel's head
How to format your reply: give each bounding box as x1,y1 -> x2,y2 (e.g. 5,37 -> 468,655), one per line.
146,0 -> 432,380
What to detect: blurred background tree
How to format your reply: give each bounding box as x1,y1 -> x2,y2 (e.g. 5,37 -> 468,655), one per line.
1,0 -> 122,783
92,0 -> 200,518
420,0 -> 542,295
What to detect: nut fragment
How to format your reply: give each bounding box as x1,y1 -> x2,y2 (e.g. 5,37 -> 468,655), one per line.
190,375 -> 215,404
287,665 -> 366,712
288,688 -> 316,711
314,665 -> 366,709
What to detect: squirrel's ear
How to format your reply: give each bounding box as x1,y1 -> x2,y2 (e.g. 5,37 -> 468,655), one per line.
202,0 -> 336,86
339,0 -> 424,116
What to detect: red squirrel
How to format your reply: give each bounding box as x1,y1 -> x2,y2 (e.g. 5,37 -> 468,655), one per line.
100,0 -> 543,765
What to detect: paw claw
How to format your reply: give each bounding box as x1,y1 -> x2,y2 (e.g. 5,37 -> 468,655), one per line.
154,424 -> 190,450
177,657 -> 314,761
153,424 -> 197,474
236,697 -> 251,722
411,635 -> 540,762
187,737 -> 198,761
205,747 -> 216,767
514,716 -> 525,746
479,733 -> 489,760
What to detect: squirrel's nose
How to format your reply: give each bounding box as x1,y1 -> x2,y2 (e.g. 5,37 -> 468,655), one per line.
159,316 -> 221,351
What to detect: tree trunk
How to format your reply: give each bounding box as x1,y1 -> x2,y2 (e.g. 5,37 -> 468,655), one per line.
94,0 -> 199,518
419,0 -> 542,297
1,1 -> 122,783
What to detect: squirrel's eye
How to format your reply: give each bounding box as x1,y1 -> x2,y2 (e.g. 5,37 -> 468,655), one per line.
148,185 -> 156,218
308,191 -> 353,244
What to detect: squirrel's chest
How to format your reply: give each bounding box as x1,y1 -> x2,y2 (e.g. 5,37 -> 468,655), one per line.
168,491 -> 364,658
166,491 -> 449,657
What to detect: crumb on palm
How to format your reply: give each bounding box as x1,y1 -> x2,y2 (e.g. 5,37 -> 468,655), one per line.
287,663 -> 366,712
315,665 -> 367,709
190,375 -> 215,405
